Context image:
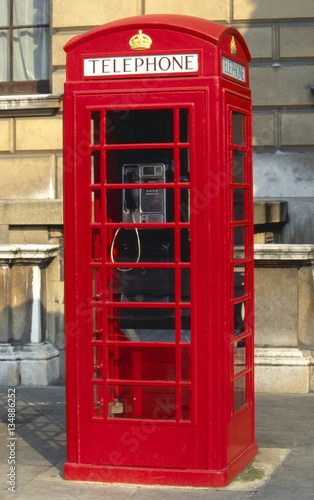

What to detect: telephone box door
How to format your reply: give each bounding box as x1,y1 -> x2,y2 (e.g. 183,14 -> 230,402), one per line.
72,90 -> 208,469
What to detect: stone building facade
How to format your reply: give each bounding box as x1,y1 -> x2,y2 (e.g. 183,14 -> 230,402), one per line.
0,0 -> 313,391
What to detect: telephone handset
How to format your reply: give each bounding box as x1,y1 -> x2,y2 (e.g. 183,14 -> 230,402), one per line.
122,163 -> 166,223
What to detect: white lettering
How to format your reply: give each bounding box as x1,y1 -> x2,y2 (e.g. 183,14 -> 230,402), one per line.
222,56 -> 246,83
135,57 -> 144,72
159,57 -> 171,71
84,53 -> 199,77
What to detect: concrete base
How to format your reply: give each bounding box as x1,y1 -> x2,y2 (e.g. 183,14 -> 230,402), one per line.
0,342 -> 60,386
255,347 -> 314,393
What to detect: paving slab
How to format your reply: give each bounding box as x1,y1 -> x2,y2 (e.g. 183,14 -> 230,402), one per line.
0,387 -> 313,500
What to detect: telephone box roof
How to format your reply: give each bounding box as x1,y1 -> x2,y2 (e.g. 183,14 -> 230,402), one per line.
64,14 -> 251,61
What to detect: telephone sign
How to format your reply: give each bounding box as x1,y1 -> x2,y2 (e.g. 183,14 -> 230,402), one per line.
63,14 -> 257,487
84,53 -> 199,76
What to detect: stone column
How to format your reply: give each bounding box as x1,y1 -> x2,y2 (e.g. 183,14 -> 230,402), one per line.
254,244 -> 314,393
0,244 -> 60,386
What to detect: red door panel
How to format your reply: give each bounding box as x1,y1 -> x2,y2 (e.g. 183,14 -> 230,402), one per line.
73,91 -> 208,469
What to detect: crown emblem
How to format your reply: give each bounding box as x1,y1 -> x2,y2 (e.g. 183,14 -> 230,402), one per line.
230,36 -> 237,56
129,30 -> 152,50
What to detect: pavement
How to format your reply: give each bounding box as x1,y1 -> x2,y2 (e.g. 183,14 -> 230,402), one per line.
0,386 -> 314,500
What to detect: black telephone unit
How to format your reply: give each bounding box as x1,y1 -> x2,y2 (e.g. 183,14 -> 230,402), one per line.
122,163 -> 166,223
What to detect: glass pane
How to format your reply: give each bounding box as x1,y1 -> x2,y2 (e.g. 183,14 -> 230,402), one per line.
181,268 -> 190,302
91,190 -> 101,223
91,112 -> 100,145
234,375 -> 247,413
91,152 -> 101,184
107,307 -> 176,342
233,188 -> 244,221
233,112 -> 243,146
233,151 -> 244,184
234,301 -> 246,336
233,226 -> 245,260
181,309 -> 191,343
106,149 -> 174,183
181,348 -> 191,381
13,28 -> 49,80
108,228 -> 175,264
93,345 -> 103,380
92,268 -> 102,302
108,346 -> 176,381
92,228 -> 102,261
234,339 -> 247,375
180,189 -> 190,222
111,268 -> 175,303
0,1 -> 9,25
92,307 -> 103,334
0,30 -> 9,81
180,149 -> 190,182
14,0 -> 50,25
107,188 -> 173,223
180,229 -> 190,262
93,385 -> 104,418
181,387 -> 191,421
108,385 -> 176,420
179,109 -> 189,142
234,265 -> 245,299
106,109 -> 174,144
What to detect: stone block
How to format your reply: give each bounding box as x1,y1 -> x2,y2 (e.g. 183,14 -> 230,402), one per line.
11,266 -> 33,343
52,68 -> 66,96
53,32 -> 80,67
56,155 -> 63,199
20,357 -> 60,385
254,267 -> 298,347
0,157 -> 55,200
0,266 -> 9,342
53,0 -> 139,29
281,112 -> 314,147
253,152 -> 314,198
16,117 -> 63,151
0,361 -> 20,386
250,66 -> 314,107
145,0 -> 230,22
237,27 -> 272,60
233,0 -> 314,21
255,365 -> 309,393
280,26 -> 314,58
0,119 -> 12,152
20,342 -> 60,385
9,227 -> 49,245
253,112 -> 276,147
298,267 -> 314,347
0,200 -> 63,225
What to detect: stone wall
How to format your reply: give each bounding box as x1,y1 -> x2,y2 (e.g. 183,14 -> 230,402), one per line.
0,1 -> 313,388
254,245 -> 314,393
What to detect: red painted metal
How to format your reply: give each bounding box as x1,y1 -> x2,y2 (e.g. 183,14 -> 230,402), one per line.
63,14 -> 257,487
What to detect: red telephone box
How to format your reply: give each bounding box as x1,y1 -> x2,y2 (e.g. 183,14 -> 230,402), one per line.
63,14 -> 257,487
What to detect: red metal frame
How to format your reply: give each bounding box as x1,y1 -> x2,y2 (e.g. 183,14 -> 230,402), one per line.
63,14 -> 257,487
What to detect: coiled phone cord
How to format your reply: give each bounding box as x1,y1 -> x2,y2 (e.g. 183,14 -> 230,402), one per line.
110,213 -> 141,272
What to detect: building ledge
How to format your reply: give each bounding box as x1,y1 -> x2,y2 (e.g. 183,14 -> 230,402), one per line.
0,244 -> 59,265
254,244 -> 314,265
254,201 -> 288,225
0,94 -> 62,117
0,199 -> 63,225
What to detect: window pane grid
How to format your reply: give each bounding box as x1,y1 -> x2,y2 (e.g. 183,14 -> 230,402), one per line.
0,0 -> 50,91
88,106 -> 193,423
229,107 -> 253,418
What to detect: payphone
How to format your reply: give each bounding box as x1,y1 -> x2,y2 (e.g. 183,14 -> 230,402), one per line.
122,163 -> 166,223
64,14 -> 257,487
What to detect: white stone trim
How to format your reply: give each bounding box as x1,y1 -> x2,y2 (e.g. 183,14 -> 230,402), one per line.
255,347 -> 313,366
0,244 -> 59,265
254,244 -> 314,261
